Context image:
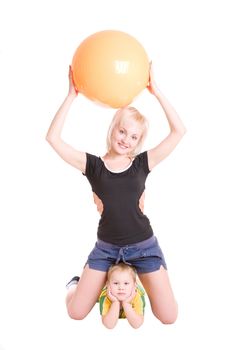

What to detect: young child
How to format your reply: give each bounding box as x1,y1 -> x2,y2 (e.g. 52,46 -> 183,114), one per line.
46,63 -> 186,324
99,263 -> 145,329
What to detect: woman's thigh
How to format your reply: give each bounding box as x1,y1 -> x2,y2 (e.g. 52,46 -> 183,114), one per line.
138,266 -> 178,324
66,265 -> 107,320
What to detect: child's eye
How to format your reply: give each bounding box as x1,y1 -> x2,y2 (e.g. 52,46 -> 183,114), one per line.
119,129 -> 124,134
114,282 -> 118,285
124,282 -> 129,285
132,136 -> 138,140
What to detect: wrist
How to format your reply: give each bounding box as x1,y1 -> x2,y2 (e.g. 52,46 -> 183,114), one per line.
66,93 -> 76,102
152,88 -> 161,98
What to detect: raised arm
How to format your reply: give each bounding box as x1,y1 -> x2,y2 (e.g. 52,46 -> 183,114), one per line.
46,66 -> 86,173
147,64 -> 186,171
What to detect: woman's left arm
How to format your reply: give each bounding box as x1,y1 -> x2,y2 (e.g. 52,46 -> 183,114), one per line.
147,65 -> 187,171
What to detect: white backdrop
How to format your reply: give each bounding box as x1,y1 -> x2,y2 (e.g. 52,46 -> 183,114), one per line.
0,0 -> 232,349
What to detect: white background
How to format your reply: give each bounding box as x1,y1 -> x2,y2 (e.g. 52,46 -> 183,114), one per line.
0,0 -> 233,349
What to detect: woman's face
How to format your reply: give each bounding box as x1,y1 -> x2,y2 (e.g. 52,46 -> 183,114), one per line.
108,270 -> 135,301
110,117 -> 142,156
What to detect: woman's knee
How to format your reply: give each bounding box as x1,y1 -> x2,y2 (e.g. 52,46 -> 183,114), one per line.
152,303 -> 178,324
67,306 -> 88,320
159,312 -> 178,325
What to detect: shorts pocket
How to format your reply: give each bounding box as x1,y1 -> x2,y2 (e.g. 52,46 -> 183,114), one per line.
140,246 -> 164,259
88,245 -> 113,261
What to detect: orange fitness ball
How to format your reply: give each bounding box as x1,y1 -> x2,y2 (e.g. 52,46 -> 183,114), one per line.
71,30 -> 150,108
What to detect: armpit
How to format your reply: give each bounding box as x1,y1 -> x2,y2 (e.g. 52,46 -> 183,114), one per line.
93,192 -> 104,215
139,191 -> 145,213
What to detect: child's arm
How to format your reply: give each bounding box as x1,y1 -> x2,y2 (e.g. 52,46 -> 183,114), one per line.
122,302 -> 144,329
101,301 -> 120,329
147,64 -> 187,171
101,288 -> 120,329
122,290 -> 144,329
46,66 -> 86,173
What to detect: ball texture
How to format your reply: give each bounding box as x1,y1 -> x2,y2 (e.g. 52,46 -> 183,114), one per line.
71,30 -> 149,108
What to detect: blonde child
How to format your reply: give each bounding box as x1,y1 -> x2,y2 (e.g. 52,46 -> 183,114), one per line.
99,263 -> 145,329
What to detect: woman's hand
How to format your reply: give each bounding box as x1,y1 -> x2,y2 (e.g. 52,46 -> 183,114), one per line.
147,62 -> 160,97
68,65 -> 79,97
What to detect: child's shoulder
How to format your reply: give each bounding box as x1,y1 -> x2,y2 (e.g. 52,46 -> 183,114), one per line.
136,283 -> 145,295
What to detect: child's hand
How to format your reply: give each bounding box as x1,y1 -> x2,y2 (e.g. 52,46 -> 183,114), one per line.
107,287 -> 119,302
68,66 -> 79,97
147,62 -> 159,97
123,288 -> 137,304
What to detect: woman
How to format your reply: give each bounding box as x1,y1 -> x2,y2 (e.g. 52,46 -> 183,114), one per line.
46,64 -> 186,324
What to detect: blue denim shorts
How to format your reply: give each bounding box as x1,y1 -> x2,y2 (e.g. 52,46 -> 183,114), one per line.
86,236 -> 167,274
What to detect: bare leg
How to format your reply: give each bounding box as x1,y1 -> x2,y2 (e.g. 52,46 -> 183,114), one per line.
139,266 -> 178,324
66,265 -> 107,320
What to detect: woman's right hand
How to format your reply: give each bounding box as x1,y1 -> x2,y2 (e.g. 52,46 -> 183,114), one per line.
68,65 -> 79,97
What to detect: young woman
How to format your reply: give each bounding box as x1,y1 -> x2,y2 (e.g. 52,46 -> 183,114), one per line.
46,64 -> 186,324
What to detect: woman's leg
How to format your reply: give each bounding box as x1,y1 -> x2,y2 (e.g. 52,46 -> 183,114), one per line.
66,264 -> 107,320
138,266 -> 178,324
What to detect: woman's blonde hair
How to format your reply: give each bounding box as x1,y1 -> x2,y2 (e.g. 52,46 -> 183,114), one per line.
107,263 -> 137,282
106,106 -> 149,158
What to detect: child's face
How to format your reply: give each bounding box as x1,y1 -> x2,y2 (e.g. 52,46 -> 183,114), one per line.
111,117 -> 142,156
108,270 -> 136,301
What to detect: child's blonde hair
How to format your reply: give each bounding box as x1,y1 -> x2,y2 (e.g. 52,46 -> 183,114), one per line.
106,106 -> 149,158
107,262 -> 137,282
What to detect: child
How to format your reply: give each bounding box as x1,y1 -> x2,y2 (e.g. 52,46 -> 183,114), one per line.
46,63 -> 186,324
99,263 -> 145,329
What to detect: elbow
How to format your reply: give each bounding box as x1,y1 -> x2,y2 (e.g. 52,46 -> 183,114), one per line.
45,135 -> 50,144
181,126 -> 187,135
102,321 -> 117,330
102,317 -> 117,329
132,324 -> 143,329
45,133 -> 58,146
177,125 -> 187,137
103,324 -> 116,330
130,316 -> 144,329
131,320 -> 144,329
45,132 -> 52,144
174,127 -> 187,140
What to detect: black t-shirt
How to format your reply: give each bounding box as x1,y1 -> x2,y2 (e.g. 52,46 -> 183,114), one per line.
83,151 -> 154,245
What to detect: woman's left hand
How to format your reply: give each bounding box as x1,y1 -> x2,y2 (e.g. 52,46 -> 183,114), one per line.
147,62 -> 159,97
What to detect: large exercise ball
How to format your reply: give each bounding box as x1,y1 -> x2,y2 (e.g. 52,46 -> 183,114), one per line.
71,30 -> 149,108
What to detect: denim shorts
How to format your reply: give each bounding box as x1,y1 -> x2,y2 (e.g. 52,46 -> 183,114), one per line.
86,236 -> 167,274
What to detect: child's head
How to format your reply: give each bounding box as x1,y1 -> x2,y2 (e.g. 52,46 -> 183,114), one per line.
107,263 -> 137,301
106,106 -> 148,158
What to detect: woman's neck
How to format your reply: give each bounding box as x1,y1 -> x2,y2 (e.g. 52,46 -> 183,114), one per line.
102,151 -> 133,172
103,150 -> 132,161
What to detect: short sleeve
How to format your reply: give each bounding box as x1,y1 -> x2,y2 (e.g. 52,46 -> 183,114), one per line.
132,285 -> 146,315
99,287 -> 111,316
83,153 -> 99,178
133,151 -> 150,175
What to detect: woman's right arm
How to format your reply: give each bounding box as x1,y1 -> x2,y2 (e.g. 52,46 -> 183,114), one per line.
46,67 -> 86,173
